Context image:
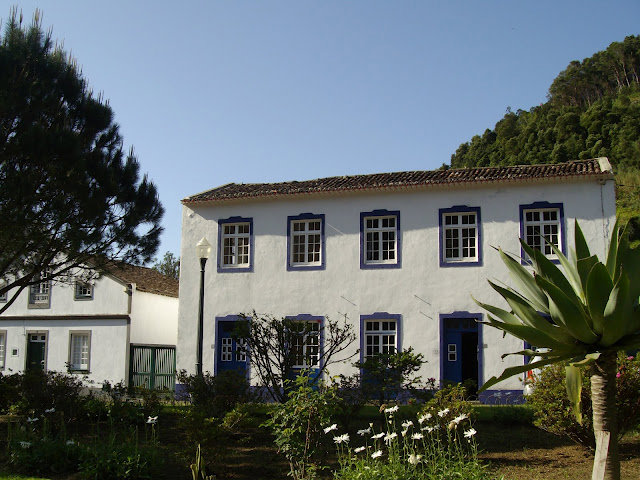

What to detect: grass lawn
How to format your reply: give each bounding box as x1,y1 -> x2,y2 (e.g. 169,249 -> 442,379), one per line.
1,405 -> 639,479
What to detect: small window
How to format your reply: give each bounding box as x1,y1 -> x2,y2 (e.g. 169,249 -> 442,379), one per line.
290,321 -> 320,368
440,207 -> 482,266
520,203 -> 564,262
287,214 -> 325,270
218,217 -> 253,272
221,338 -> 233,362
28,269 -> 51,307
360,210 -> 401,269
363,318 -> 398,360
74,281 -> 93,300
0,331 -> 6,369
69,332 -> 90,372
0,291 -> 6,303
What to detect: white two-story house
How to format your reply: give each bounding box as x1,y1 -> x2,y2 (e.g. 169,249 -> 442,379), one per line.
0,263 -> 179,389
176,158 -> 615,401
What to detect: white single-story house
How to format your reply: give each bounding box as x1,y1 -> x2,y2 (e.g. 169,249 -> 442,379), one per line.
0,263 -> 179,389
176,158 -> 615,401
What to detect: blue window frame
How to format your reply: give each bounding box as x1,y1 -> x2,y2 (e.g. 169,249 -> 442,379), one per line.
359,313 -> 402,364
217,217 -> 254,273
360,210 -> 401,269
519,202 -> 565,265
287,213 -> 325,271
214,315 -> 250,377
439,205 -> 482,267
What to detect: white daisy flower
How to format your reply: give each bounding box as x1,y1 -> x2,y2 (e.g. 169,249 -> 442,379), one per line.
401,420 -> 413,429
384,405 -> 399,413
333,433 -> 350,444
372,432 -> 385,439
418,413 -> 432,424
146,416 -> 158,424
19,441 -> 32,448
371,450 -> 383,459
453,414 -> 468,424
323,424 -> 338,434
384,432 -> 398,444
437,408 -> 450,417
464,428 -> 477,438
354,446 -> 366,453
44,407 -> 55,414
401,428 -> 408,437
357,427 -> 371,436
407,453 -> 422,465
411,433 -> 423,440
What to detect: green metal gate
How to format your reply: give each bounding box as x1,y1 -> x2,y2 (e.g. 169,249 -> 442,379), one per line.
129,345 -> 176,391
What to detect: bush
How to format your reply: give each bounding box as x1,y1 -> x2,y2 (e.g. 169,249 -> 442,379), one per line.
8,437 -> 84,476
526,353 -> 640,450
177,370 -> 253,418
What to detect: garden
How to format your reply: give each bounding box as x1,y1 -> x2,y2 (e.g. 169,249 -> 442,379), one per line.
0,354 -> 638,480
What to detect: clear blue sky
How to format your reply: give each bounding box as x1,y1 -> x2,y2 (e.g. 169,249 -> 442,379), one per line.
4,1 -> 640,259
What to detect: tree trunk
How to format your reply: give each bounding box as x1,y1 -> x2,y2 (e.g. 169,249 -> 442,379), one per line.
591,352 -> 620,480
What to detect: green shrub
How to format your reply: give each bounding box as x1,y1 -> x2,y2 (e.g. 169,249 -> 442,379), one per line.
526,353 -> 640,449
8,437 -> 84,476
177,369 -> 253,418
264,373 -> 341,480
79,436 -> 163,480
472,405 -> 534,425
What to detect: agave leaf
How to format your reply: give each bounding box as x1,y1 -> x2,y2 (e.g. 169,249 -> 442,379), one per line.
486,316 -> 579,352
487,281 -> 574,343
626,308 -> 640,337
568,352 -> 601,367
521,240 -> 575,298
605,219 -> 620,277
479,354 -> 574,392
501,349 -> 557,359
535,275 -> 599,344
498,248 -> 549,312
601,271 -> 633,347
616,234 -> 640,303
585,262 -> 613,335
565,365 -> 583,424
574,220 -> 591,262
472,296 -> 521,325
613,332 -> 640,351
577,255 -> 599,294
547,240 -> 585,302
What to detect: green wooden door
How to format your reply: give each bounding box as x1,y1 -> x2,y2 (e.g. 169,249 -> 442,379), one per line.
26,333 -> 46,371
129,345 -> 176,391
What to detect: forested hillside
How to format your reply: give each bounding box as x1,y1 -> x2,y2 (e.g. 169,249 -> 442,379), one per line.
449,35 -> 640,236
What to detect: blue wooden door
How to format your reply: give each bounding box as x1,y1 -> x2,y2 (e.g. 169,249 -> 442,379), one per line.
216,320 -> 248,375
442,318 -> 478,386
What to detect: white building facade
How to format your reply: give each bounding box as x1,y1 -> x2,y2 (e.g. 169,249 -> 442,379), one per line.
0,263 -> 178,389
176,158 -> 615,401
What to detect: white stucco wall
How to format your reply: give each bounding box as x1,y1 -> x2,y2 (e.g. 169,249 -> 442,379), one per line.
177,177 -> 616,392
1,318 -> 129,385
129,289 -> 178,346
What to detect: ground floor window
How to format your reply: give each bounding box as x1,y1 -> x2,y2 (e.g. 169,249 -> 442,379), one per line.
69,331 -> 90,371
363,318 -> 398,360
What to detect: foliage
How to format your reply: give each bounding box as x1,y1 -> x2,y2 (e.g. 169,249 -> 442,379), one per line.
190,444 -> 216,480
8,436 -> 84,476
177,369 -> 253,418
475,219 -> 640,479
0,9 -> 163,313
236,312 -> 356,403
472,405 -> 534,425
264,374 -> 341,480
526,353 -> 640,450
353,348 -> 426,405
153,251 -> 180,280
330,400 -> 489,480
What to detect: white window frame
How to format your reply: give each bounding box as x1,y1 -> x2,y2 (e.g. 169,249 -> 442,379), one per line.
290,321 -> 320,369
522,207 -> 561,259
68,331 -> 91,372
220,222 -> 251,269
442,212 -> 479,263
364,319 -> 397,360
28,269 -> 51,307
363,215 -> 398,265
0,330 -> 6,370
74,281 -> 93,300
290,219 -> 322,267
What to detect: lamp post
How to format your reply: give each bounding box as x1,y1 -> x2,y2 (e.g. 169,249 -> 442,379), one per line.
195,237 -> 211,376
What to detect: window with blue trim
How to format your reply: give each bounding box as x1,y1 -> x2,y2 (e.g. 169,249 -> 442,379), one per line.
439,206 -> 481,266
364,319 -> 397,359
287,214 -> 325,270
520,203 -> 564,261
360,210 -> 401,268
218,217 -> 253,272
290,320 -> 320,368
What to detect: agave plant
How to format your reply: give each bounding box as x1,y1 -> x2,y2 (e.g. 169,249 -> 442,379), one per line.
474,220 -> 640,480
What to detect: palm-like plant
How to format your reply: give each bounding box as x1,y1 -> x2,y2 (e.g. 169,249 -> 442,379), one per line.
475,220 -> 640,480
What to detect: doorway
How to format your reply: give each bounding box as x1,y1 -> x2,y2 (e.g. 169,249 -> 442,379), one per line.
26,332 -> 48,371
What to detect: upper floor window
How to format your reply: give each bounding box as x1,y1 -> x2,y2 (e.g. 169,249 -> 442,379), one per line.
74,281 -> 93,300
360,210 -> 401,269
217,217 -> 253,273
28,269 -> 51,308
287,214 -> 325,271
69,331 -> 91,372
439,206 -> 482,267
519,202 -> 565,263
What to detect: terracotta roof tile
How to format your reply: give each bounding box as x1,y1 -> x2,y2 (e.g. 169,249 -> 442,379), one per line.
105,263 -> 179,298
183,158 -> 612,204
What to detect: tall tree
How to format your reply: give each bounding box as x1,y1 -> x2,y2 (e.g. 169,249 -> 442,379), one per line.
0,10 -> 163,313
152,252 -> 180,280
475,220 -> 640,480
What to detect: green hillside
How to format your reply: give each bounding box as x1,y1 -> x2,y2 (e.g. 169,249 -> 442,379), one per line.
449,35 -> 640,239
